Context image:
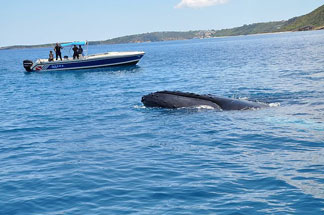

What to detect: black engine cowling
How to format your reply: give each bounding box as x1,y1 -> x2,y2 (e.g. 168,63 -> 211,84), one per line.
23,60 -> 33,72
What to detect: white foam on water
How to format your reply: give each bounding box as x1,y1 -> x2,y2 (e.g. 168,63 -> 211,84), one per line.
194,105 -> 218,110
134,105 -> 220,110
180,105 -> 222,111
239,97 -> 249,100
134,105 -> 147,109
269,102 -> 281,107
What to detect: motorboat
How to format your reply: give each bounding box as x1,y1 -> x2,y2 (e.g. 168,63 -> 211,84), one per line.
23,41 -> 145,72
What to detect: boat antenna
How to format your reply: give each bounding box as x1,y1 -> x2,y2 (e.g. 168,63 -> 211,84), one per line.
86,41 -> 88,56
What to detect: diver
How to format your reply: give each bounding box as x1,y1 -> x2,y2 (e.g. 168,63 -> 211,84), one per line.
73,45 -> 79,60
54,43 -> 63,61
78,45 -> 83,57
48,51 -> 54,62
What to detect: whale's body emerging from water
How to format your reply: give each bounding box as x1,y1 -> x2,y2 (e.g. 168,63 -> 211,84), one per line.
141,91 -> 268,110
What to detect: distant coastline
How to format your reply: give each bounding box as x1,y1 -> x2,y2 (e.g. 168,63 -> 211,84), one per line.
1,4 -> 323,51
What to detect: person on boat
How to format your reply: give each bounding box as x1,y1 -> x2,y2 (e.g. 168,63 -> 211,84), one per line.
72,45 -> 79,60
48,51 -> 54,62
54,43 -> 63,61
78,45 -> 83,57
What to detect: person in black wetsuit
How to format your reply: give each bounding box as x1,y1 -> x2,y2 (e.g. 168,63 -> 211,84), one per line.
78,45 -> 83,56
54,43 -> 63,61
72,45 -> 79,60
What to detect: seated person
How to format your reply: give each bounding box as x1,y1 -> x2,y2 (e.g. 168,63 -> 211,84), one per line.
72,45 -> 79,60
48,51 -> 54,62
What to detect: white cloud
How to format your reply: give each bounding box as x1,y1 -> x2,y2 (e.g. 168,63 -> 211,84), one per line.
175,0 -> 229,9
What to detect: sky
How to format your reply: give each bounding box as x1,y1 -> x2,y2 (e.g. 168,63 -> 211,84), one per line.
0,0 -> 322,47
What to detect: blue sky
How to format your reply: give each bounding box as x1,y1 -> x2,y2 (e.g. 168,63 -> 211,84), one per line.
0,0 -> 322,47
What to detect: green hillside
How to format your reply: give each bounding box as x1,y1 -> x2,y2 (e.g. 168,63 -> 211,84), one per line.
211,4 -> 324,36
281,4 -> 324,31
211,21 -> 285,37
91,31 -> 201,45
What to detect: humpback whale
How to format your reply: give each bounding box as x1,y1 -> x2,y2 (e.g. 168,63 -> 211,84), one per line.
141,91 -> 268,110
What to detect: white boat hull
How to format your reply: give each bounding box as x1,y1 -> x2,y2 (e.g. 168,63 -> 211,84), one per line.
23,51 -> 145,72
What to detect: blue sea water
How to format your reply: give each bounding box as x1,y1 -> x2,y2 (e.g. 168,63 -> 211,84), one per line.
0,31 -> 323,215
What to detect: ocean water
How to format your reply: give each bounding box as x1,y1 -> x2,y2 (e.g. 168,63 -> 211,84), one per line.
0,31 -> 323,215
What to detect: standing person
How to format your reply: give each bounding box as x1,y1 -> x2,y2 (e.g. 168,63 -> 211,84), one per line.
54,43 -> 63,61
72,45 -> 79,60
78,45 -> 83,57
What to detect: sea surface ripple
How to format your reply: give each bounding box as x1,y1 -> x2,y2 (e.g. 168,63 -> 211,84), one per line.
0,31 -> 323,214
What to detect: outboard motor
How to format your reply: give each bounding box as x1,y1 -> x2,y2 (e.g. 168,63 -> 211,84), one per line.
23,60 -> 33,72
